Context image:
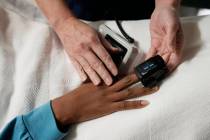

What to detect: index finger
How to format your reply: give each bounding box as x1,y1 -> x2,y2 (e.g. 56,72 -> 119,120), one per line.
112,100 -> 149,111
109,73 -> 139,92
91,43 -> 118,76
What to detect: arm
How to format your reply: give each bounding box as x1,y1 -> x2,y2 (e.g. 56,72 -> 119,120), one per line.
0,74 -> 158,139
35,0 -> 118,86
35,0 -> 75,30
0,102 -> 66,140
146,0 -> 184,72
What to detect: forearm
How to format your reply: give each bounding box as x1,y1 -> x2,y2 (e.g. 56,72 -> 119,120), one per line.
35,0 -> 76,29
155,0 -> 181,9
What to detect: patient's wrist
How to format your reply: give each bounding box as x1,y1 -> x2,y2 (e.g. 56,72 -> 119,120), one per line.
51,97 -> 75,130
50,100 -> 70,133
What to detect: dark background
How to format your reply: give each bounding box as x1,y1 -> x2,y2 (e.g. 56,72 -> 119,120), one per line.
182,0 -> 210,8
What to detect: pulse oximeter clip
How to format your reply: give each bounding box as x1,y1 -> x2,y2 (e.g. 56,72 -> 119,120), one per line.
135,55 -> 168,87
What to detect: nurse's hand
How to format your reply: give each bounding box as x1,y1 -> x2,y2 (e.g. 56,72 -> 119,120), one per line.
147,6 -> 184,72
55,17 -> 118,85
52,73 -> 158,127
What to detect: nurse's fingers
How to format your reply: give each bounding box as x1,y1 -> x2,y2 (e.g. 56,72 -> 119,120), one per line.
70,56 -> 87,81
83,51 -> 113,85
76,55 -> 101,85
91,42 -> 118,76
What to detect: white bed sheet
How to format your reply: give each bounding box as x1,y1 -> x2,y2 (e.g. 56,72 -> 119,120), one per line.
0,1 -> 210,140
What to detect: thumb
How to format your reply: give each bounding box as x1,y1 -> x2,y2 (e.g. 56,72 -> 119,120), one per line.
146,38 -> 160,60
166,24 -> 178,52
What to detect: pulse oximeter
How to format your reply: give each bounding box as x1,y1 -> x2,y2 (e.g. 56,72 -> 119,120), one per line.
98,24 -> 168,87
135,55 -> 168,87
98,24 -> 134,68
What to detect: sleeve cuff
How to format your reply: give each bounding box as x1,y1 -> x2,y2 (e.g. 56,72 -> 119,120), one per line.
22,102 -> 67,140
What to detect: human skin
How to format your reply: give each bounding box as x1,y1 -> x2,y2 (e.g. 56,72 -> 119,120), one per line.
35,0 -> 118,86
51,73 -> 158,127
35,0 -> 183,84
147,0 -> 184,72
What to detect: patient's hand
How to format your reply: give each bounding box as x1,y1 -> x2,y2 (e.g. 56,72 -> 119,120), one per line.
52,74 -> 158,127
147,5 -> 184,72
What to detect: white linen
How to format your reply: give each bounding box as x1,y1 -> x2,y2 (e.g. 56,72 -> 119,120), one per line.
0,1 -> 210,140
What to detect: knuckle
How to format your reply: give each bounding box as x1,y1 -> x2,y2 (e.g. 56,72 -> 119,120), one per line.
88,34 -> 98,44
133,101 -> 141,108
119,102 -> 127,110
104,54 -> 112,63
125,89 -> 133,97
104,93 -> 113,101
119,101 -> 129,110
76,43 -> 89,53
79,44 -> 86,50
92,61 -> 103,69
85,68 -> 91,73
83,64 -> 91,71
122,75 -> 133,85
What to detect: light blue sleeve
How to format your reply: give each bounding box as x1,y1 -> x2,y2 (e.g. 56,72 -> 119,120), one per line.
0,102 -> 67,140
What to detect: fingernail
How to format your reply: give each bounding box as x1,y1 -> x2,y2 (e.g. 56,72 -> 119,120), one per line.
113,69 -> 118,76
106,78 -> 112,85
141,100 -> 150,106
116,47 -> 123,52
81,75 -> 87,81
94,79 -> 101,85
152,86 -> 159,91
